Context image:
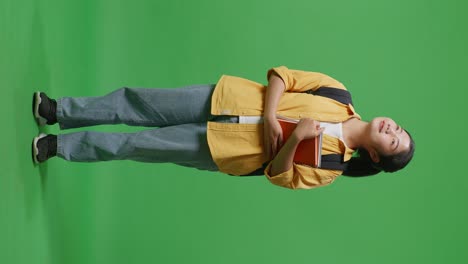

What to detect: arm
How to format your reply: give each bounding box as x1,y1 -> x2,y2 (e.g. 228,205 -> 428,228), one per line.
263,73 -> 286,159
264,119 -> 338,190
269,118 -> 325,176
269,132 -> 300,176
268,66 -> 346,92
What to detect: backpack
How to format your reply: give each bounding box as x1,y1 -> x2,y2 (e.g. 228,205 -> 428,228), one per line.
243,87 -> 352,176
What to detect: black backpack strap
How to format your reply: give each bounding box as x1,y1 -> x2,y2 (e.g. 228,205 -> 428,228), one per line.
320,154 -> 349,171
241,155 -> 348,176
305,87 -> 353,106
305,87 -> 352,170
241,163 -> 268,176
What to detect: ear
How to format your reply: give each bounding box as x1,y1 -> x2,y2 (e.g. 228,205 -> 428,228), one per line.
368,148 -> 380,163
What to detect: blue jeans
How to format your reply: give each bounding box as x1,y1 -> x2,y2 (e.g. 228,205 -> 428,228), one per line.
56,85 -> 236,171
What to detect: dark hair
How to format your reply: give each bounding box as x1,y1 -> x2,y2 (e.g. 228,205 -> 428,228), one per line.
342,130 -> 415,177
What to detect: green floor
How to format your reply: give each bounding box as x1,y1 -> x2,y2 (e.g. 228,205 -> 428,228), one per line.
2,0 -> 468,263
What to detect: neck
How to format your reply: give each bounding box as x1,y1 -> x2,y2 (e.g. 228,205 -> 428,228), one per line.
342,118 -> 369,149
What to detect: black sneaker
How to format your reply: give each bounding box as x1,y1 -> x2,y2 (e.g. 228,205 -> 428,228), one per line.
32,134 -> 57,164
33,92 -> 57,126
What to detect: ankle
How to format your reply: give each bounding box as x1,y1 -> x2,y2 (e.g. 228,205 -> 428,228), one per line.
51,99 -> 57,124
49,134 -> 57,156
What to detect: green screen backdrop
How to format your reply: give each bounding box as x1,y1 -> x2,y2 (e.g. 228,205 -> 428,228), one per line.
1,0 -> 467,263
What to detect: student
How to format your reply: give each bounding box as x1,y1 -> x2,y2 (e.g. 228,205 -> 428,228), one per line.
32,66 -> 415,190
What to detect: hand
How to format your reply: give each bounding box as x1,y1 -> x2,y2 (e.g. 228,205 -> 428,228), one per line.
293,118 -> 325,141
263,116 -> 284,160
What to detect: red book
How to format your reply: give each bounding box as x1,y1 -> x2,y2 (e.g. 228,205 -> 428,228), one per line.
277,115 -> 323,168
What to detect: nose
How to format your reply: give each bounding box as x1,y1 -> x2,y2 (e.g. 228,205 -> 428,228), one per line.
385,125 -> 396,135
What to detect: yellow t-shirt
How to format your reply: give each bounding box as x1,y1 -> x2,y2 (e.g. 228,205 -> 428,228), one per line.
207,66 -> 361,190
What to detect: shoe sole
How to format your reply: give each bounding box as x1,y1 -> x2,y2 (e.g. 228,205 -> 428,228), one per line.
32,133 -> 47,164
33,92 -> 48,126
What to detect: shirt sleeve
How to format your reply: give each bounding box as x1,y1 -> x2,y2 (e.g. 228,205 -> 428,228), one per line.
264,162 -> 342,190
267,66 -> 346,92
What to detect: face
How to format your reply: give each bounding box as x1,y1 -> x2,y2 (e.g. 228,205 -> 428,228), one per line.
367,117 -> 411,160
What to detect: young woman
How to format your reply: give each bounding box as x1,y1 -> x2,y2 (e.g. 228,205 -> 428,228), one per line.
32,66 -> 415,190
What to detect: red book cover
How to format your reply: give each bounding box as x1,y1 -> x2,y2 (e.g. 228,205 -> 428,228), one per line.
277,116 -> 323,168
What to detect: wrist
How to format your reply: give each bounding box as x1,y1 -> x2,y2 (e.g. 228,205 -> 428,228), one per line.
263,112 -> 276,121
291,131 -> 303,143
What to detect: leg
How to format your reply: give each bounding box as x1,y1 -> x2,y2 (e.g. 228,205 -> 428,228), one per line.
56,123 -> 218,171
57,84 -> 215,129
